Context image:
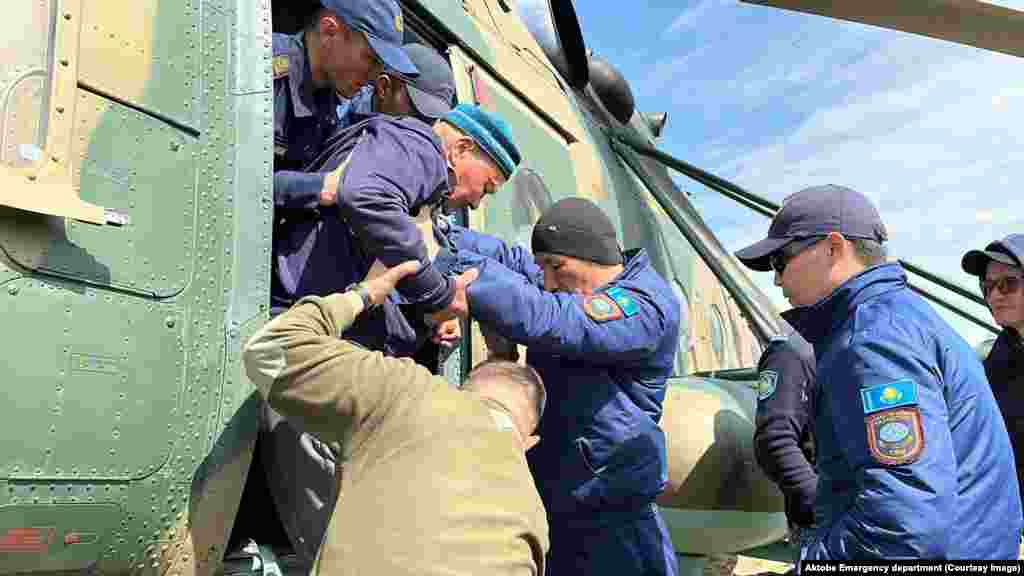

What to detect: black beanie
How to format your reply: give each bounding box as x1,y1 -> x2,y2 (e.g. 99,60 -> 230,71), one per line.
531,198 -> 623,266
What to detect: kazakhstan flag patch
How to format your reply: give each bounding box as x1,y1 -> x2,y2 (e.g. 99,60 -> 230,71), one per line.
860,379 -> 918,415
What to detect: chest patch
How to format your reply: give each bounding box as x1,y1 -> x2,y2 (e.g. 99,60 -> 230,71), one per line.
604,286 -> 638,317
272,55 -> 289,79
865,407 -> 924,466
757,370 -> 778,401
583,294 -> 623,323
861,378 -> 917,414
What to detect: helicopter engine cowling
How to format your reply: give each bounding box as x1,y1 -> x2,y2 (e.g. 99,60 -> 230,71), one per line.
656,376 -> 788,556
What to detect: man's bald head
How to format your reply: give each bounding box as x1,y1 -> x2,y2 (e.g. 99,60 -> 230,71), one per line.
464,360 -> 545,443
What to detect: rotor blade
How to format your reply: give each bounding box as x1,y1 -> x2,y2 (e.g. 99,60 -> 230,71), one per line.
740,0 -> 1024,58
610,130 -> 998,334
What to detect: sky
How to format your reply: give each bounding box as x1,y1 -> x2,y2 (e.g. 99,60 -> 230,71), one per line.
571,0 -> 1024,346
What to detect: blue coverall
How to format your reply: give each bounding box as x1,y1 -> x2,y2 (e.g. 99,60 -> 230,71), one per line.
791,262 -> 1022,559
449,225 -> 681,575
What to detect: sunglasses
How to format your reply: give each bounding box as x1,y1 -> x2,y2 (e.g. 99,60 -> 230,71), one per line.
770,236 -> 826,274
981,275 -> 1023,298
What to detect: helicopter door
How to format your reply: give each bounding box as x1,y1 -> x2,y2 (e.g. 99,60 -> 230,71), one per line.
0,0 -> 193,487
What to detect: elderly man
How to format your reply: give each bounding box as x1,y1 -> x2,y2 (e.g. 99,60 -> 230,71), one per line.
735,184 -> 1021,560
263,102 -> 519,563
444,197 -> 681,575
962,233 -> 1024,528
243,261 -> 549,576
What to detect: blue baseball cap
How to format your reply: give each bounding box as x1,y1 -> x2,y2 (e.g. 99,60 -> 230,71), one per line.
399,44 -> 455,120
322,0 -> 418,77
736,184 -> 889,272
443,104 -> 520,179
962,233 -> 1024,277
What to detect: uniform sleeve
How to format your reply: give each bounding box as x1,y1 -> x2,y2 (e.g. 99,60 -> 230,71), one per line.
242,292 -> 435,459
803,331 -> 954,560
753,340 -> 817,527
466,257 -> 667,364
336,130 -> 454,311
273,170 -> 324,211
448,224 -> 543,286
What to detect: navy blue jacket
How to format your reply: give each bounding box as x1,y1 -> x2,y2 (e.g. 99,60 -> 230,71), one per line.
753,312 -> 817,528
270,115 -> 454,315
449,226 -> 680,521
791,263 -> 1021,559
272,33 -> 340,176
985,327 -> 1024,513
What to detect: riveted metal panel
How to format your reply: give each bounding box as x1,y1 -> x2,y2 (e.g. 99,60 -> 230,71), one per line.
0,91 -> 199,297
229,0 -> 272,96
78,0 -> 202,131
0,503 -> 122,574
0,277 -> 184,481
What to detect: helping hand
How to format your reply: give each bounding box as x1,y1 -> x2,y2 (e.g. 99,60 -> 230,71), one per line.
428,268 -> 479,324
431,318 -> 462,349
362,261 -> 421,307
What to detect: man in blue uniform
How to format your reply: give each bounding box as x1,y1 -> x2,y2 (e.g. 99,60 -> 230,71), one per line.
336,43 -> 454,130
273,0 -> 416,175
262,103 -> 520,565
750,314 -> 816,566
735,184 -> 1022,560
446,197 -> 681,575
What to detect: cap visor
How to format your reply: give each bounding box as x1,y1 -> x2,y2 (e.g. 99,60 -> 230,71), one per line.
962,249 -> 1018,276
735,237 -> 791,272
406,84 -> 452,119
365,34 -> 418,77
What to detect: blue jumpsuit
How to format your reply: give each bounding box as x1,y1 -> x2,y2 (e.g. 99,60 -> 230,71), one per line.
449,225 -> 681,575
791,263 -> 1022,559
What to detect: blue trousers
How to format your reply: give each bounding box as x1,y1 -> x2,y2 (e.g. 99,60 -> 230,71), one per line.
547,504 -> 678,576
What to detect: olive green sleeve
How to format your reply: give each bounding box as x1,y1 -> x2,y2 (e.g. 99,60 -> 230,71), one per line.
242,292 -> 430,457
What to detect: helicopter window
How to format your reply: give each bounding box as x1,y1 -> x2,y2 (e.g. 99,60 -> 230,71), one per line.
506,167 -> 553,249
710,304 -> 726,366
0,0 -> 56,168
671,280 -> 691,376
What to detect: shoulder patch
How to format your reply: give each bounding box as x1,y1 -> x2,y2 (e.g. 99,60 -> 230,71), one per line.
757,370 -> 778,401
604,286 -> 638,318
861,379 -> 918,415
272,55 -> 289,79
583,294 -> 623,323
865,408 -> 924,465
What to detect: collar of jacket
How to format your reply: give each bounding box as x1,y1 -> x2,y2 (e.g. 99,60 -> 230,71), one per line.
288,32 -> 320,119
1003,326 -> 1023,350
611,248 -> 648,283
789,262 -> 907,345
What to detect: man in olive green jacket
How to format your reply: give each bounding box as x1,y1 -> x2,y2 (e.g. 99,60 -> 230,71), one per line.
243,261 -> 549,576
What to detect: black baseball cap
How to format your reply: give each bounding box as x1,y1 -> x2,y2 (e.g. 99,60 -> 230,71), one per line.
962,233 -> 1024,277
398,44 -> 455,120
735,184 -> 889,272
